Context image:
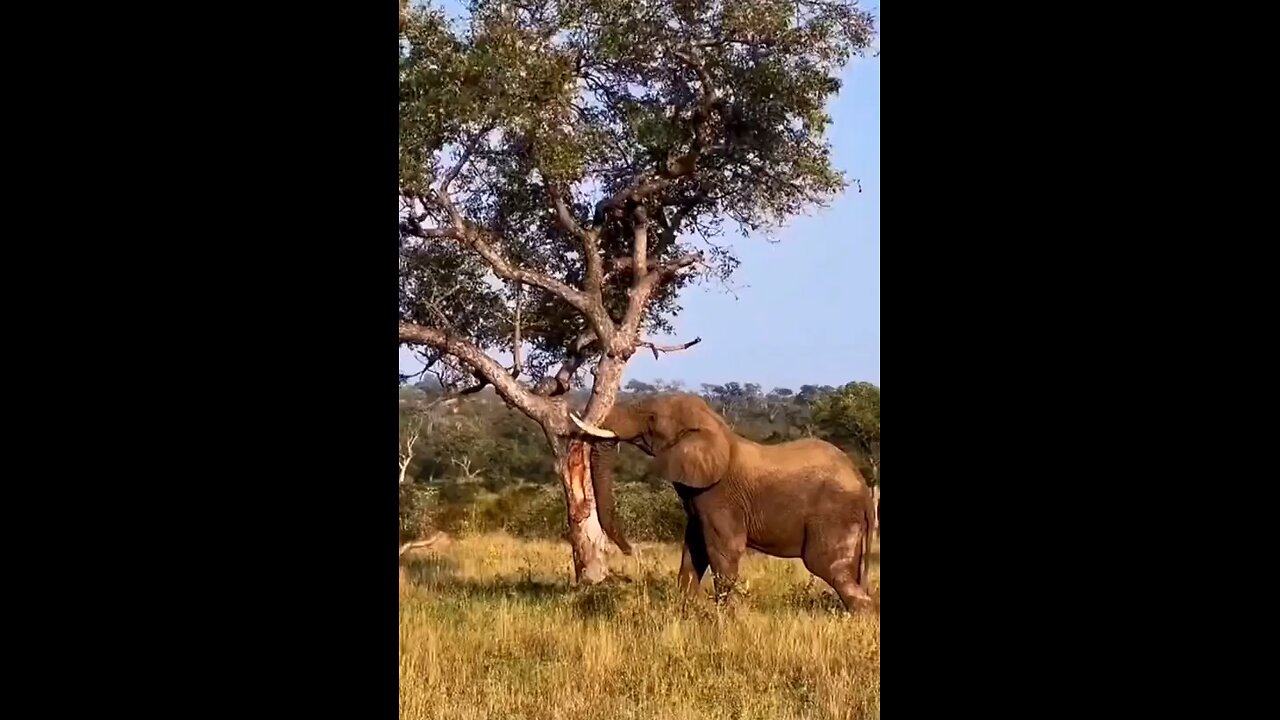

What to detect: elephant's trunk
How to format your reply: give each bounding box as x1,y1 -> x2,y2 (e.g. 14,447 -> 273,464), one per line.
590,439 -> 632,555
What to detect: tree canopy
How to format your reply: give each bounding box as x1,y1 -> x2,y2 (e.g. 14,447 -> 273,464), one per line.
398,0 -> 876,421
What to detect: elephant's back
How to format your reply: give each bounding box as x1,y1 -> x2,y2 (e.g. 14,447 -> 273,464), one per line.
767,438 -> 863,473
745,438 -> 869,497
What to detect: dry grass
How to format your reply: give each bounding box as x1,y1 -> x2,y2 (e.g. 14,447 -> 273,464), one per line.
400,533 -> 880,720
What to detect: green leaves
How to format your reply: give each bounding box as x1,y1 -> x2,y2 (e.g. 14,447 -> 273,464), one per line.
400,1 -> 876,387
811,382 -> 880,483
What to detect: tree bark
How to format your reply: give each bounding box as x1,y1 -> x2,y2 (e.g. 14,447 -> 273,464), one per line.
558,439 -> 612,584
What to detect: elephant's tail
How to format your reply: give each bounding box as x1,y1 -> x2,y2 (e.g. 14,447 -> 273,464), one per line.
858,493 -> 875,590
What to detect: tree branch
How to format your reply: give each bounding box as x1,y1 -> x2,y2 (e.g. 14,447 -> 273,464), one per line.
399,221 -> 460,239
549,185 -> 605,298
637,336 -> 702,360
399,532 -> 447,558
587,47 -> 721,229
605,252 -> 703,280
510,281 -> 523,379
441,128 -> 488,194
465,230 -> 613,342
426,352 -> 492,396
548,185 -> 588,241
671,46 -> 721,157
631,205 -> 648,292
671,47 -> 718,110
656,193 -> 705,247
615,253 -> 703,351
399,321 -> 554,422
533,331 -> 599,397
401,221 -> 614,344
592,175 -> 676,227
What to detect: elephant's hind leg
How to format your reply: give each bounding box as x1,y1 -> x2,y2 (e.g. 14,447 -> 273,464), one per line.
803,523 -> 874,612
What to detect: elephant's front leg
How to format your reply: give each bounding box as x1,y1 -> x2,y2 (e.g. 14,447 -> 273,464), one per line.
698,508 -> 747,607
678,518 -> 710,597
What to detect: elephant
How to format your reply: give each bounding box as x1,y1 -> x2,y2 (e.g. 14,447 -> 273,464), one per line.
571,393 -> 877,611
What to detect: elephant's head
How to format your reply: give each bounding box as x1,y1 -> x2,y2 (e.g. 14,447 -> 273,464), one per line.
571,393 -> 734,553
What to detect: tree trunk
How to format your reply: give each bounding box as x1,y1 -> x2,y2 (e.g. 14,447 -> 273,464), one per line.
548,353 -> 629,584
871,484 -> 879,533
557,438 -> 612,584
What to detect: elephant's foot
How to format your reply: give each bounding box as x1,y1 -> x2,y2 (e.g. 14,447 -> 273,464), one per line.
710,572 -> 746,610
806,549 -> 876,613
836,584 -> 876,613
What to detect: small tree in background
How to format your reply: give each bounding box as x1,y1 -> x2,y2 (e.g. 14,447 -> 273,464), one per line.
399,0 -> 876,583
812,380 -> 879,486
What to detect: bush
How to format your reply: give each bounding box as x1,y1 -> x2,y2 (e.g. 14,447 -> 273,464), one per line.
399,482 -> 437,543
411,481 -> 687,542
613,483 -> 686,542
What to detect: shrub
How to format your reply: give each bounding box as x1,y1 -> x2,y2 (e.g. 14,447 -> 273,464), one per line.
613,483 -> 686,542
398,482 -> 437,543
414,481 -> 687,542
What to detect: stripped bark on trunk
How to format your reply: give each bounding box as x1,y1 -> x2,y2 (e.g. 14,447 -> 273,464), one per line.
559,440 -> 611,583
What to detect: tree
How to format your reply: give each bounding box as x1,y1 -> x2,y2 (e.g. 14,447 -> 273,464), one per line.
811,381 -> 879,486
398,415 -> 422,486
625,379 -> 657,394
765,387 -> 794,422
398,0 -> 876,583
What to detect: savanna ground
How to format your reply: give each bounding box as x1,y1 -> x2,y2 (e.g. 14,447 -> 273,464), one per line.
400,533 -> 880,720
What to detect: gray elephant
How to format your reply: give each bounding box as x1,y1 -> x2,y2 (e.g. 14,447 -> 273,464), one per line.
572,393 -> 877,611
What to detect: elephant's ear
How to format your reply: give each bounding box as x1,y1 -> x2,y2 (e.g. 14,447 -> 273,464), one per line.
655,425 -> 731,489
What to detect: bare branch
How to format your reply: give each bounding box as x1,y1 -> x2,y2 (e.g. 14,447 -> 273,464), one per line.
616,253 -> 704,352
582,230 -> 605,298
398,416 -> 423,485
637,336 -> 702,360
451,456 -> 483,481
399,532 -> 448,558
399,355 -> 435,384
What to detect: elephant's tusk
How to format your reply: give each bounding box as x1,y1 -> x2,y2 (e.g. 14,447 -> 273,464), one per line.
569,413 -> 617,438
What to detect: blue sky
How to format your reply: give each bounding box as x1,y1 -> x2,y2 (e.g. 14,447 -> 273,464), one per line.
401,5 -> 880,392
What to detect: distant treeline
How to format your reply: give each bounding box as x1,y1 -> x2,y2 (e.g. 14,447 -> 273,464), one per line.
398,379 -> 879,543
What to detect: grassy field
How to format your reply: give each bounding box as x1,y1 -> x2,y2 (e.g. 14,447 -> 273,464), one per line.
400,533 -> 880,720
